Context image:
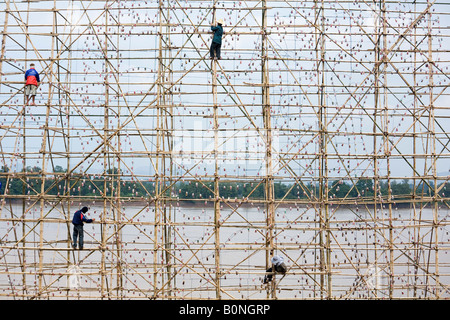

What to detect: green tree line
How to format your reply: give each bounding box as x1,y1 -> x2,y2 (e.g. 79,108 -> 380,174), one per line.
1,166 -> 449,203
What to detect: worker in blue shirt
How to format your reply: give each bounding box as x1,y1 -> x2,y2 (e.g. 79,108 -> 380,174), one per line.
72,206 -> 95,250
24,63 -> 40,105
210,19 -> 224,60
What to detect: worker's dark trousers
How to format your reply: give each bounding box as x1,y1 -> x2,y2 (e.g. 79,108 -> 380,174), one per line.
72,224 -> 84,249
210,42 -> 221,59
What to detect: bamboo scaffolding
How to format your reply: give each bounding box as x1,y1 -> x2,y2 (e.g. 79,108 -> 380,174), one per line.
0,0 -> 449,300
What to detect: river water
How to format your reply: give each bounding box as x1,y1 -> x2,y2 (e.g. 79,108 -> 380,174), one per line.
0,202 -> 448,299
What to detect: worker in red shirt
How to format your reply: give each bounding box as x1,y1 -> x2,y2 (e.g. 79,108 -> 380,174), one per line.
24,63 -> 40,105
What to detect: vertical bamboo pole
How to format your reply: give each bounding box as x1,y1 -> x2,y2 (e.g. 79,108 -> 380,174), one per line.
65,39 -> 73,301
316,0 -> 331,299
159,0 -> 173,298
164,5 -> 174,298
261,0 -> 275,299
154,0 -> 163,298
412,0 -> 420,298
101,1 -> 110,299
23,0 -> 30,299
315,0 -> 323,299
212,0 -> 221,300
427,0 -> 439,299
59,3 -> 69,298
37,0 -> 57,299
372,0 -> 381,299
379,0 -> 394,299
65,0 -> 75,299
114,2 -> 123,299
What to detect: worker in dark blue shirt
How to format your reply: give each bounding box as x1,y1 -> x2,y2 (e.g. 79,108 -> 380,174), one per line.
210,19 -> 223,60
72,206 -> 94,250
24,63 -> 40,105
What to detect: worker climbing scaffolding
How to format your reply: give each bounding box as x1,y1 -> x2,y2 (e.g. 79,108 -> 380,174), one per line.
264,255 -> 287,284
72,207 -> 95,250
24,63 -> 40,106
210,18 -> 223,60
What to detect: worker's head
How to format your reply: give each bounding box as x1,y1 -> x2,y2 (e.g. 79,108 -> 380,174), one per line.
30,63 -> 35,68
217,19 -> 224,25
81,206 -> 89,213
